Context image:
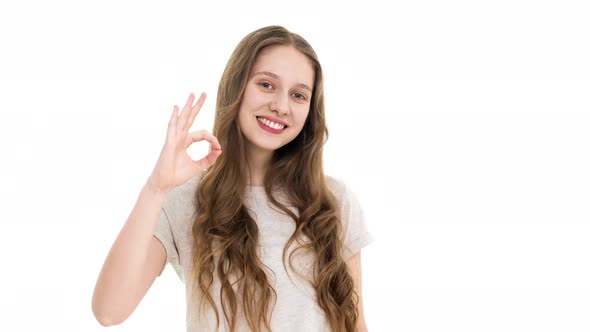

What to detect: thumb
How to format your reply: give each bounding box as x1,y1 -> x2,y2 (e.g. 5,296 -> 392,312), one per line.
194,148 -> 222,172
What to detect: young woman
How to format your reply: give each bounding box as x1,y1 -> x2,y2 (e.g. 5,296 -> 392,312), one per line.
92,25 -> 374,332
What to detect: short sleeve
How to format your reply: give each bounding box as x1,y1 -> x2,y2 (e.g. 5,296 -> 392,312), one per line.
339,182 -> 375,261
153,206 -> 183,281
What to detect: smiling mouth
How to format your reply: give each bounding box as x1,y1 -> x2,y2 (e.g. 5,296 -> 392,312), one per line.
256,116 -> 287,134
256,116 -> 287,130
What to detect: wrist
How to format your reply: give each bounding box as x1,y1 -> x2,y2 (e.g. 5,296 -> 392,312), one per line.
144,177 -> 169,196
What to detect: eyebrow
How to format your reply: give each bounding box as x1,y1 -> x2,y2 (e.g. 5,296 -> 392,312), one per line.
252,71 -> 313,93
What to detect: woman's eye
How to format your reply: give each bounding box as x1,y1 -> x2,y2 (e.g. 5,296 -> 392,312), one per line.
293,93 -> 306,100
260,82 -> 273,89
258,82 -> 306,100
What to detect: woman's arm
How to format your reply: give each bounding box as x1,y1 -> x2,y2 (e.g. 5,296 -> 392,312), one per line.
91,181 -> 168,326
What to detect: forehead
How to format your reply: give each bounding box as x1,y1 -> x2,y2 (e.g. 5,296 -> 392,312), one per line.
251,45 -> 315,88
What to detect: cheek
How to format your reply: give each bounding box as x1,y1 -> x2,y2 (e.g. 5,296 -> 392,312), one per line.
243,86 -> 270,108
294,107 -> 311,125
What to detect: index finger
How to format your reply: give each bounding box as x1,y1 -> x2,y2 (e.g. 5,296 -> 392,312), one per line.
184,92 -> 207,131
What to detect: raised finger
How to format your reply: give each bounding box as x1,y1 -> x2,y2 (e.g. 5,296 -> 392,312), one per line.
184,92 -> 207,131
168,105 -> 179,129
178,93 -> 196,131
166,105 -> 180,143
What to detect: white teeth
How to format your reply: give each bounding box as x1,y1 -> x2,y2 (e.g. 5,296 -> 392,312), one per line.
257,116 -> 285,130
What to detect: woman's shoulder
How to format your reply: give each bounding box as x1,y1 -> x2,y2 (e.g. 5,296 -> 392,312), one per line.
163,172 -> 203,210
324,174 -> 350,199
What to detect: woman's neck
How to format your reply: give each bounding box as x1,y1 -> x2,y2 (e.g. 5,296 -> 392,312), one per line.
245,146 -> 273,186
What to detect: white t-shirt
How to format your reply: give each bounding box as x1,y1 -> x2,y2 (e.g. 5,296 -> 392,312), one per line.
153,173 -> 374,332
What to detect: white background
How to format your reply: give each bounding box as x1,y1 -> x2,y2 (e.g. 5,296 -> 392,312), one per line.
1,0 -> 589,331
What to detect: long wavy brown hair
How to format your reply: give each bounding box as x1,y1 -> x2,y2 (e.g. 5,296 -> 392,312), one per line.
188,25 -> 359,332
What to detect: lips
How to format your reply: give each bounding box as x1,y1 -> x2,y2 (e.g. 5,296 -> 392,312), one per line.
256,116 -> 286,134
256,115 -> 288,127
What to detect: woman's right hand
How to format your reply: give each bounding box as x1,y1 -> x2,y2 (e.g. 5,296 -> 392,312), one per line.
147,92 -> 222,193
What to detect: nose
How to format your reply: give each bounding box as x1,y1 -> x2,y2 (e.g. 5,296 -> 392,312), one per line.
270,92 -> 290,116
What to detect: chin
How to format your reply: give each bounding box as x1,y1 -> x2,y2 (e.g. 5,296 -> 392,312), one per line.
261,142 -> 286,151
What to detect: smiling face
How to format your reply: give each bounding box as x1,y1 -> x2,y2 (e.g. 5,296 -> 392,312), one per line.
237,44 -> 315,157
